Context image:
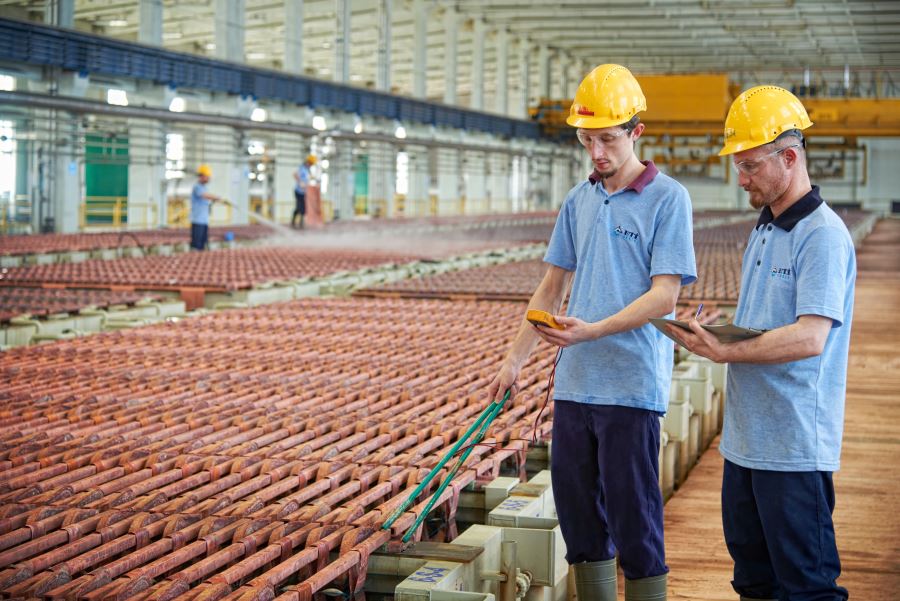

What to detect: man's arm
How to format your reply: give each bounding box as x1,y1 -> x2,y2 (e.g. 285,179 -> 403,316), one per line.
535,274 -> 682,347
487,265 -> 573,401
666,314 -> 832,364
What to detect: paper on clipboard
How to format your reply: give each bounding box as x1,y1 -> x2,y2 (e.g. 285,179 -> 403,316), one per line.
649,318 -> 766,345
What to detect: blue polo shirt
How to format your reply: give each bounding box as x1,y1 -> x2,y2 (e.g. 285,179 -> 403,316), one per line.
295,164 -> 311,194
721,186 -> 856,472
544,161 -> 697,413
191,182 -> 210,225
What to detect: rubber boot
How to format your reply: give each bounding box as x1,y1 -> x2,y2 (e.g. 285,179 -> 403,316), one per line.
624,573 -> 667,601
573,559 -> 617,601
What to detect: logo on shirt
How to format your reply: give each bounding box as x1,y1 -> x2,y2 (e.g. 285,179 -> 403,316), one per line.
613,225 -> 639,242
770,266 -> 793,281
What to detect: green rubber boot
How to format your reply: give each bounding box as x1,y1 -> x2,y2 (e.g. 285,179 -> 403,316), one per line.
573,559 -> 618,601
624,574 -> 667,601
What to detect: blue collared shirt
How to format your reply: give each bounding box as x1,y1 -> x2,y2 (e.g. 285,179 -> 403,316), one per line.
721,186 -> 856,471
295,164 -> 311,194
544,162 -> 697,413
191,182 -> 210,225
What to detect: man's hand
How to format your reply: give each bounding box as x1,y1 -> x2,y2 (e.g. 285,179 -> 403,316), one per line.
532,314 -> 598,348
665,320 -> 730,363
487,362 -> 520,403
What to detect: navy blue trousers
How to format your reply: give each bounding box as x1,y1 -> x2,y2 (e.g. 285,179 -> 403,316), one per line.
722,460 -> 848,601
190,223 -> 209,250
550,400 -> 667,579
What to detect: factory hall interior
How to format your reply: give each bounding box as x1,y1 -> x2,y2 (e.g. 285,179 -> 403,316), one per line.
1,1 -> 899,600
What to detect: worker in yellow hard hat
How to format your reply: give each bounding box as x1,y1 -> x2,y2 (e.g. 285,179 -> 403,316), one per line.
666,86 -> 854,601
190,164 -> 222,250
488,64 -> 696,601
292,154 -> 317,229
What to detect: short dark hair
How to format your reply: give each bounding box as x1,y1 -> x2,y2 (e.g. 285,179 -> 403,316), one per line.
621,115 -> 641,133
774,128 -> 806,149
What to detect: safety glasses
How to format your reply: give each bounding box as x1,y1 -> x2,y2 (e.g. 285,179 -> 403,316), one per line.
576,128 -> 630,149
732,144 -> 800,175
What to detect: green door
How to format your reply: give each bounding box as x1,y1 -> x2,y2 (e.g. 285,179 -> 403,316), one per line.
354,154 -> 369,215
85,133 -> 129,225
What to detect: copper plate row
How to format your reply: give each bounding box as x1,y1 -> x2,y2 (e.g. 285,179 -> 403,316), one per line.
0,297 -> 555,600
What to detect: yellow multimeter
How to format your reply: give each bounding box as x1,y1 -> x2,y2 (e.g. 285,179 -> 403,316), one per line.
526,309 -> 564,330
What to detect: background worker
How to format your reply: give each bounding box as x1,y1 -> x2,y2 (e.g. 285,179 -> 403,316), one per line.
667,86 -> 855,601
190,164 -> 222,251
487,64 -> 697,601
293,154 -> 316,229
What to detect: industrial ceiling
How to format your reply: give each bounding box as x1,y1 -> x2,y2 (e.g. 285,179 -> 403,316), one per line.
1,0 -> 898,109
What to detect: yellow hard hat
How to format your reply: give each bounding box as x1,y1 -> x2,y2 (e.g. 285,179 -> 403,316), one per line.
197,164 -> 212,177
719,85 -> 813,156
566,64 -> 646,129
306,155 -> 317,165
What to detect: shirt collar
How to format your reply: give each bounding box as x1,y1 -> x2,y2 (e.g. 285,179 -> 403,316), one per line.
756,185 -> 823,232
588,160 -> 659,194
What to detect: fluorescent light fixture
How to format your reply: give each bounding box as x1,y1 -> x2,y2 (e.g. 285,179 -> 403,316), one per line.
107,89 -> 129,106
312,115 -> 327,131
168,97 -> 186,112
247,52 -> 266,60
394,125 -> 407,139
354,121 -> 363,134
0,75 -> 14,92
108,19 -> 128,27
205,43 -> 216,50
250,108 -> 267,122
163,32 -> 182,40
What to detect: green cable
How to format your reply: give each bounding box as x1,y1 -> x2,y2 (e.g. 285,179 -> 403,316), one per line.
400,391 -> 510,543
381,390 -> 510,532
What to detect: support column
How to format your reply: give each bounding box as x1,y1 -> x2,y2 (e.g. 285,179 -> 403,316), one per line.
412,0 -> 427,98
436,145 -> 461,215
464,148 -> 486,214
518,38 -> 531,119
44,0 -> 74,27
138,0 -> 163,46
538,44 -> 550,101
407,143 -> 430,216
488,152 -> 510,213
327,139 -> 354,220
495,28 -> 509,115
550,51 -> 563,99
127,119 -> 166,229
273,131 -> 305,224
335,0 -> 350,83
368,139 -> 395,217
443,8 -> 458,105
559,52 -> 570,101
376,0 -> 392,92
45,72 -> 86,233
471,18 -> 485,110
215,0 -> 245,63
284,0 -> 304,75
195,97 -> 249,226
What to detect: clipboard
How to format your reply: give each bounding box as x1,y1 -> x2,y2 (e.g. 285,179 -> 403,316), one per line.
649,318 -> 766,345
